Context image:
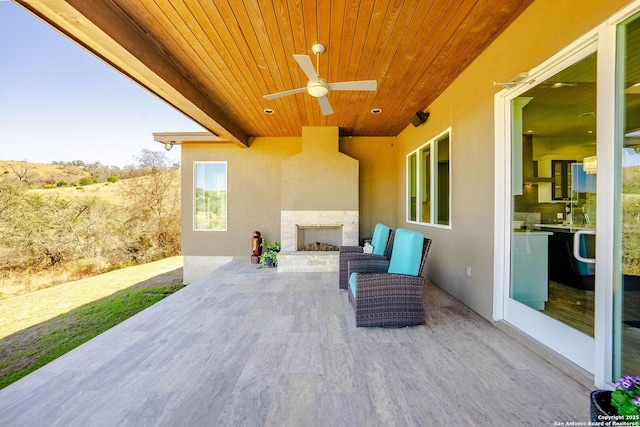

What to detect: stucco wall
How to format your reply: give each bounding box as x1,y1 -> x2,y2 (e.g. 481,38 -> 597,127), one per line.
181,137 -> 300,257
281,126 -> 358,211
395,0 -> 630,320
181,130 -> 397,257
340,136 -> 398,241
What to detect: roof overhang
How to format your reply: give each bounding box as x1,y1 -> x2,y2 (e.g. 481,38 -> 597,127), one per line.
153,131 -> 227,146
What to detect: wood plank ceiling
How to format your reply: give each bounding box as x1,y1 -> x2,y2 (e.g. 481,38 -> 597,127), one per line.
17,0 -> 533,143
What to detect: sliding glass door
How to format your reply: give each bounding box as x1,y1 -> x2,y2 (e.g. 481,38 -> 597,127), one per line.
499,7 -> 640,381
506,47 -> 598,372
614,13 -> 640,380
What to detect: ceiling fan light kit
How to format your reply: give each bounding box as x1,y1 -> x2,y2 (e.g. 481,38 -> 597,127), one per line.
263,44 -> 377,116
307,79 -> 329,98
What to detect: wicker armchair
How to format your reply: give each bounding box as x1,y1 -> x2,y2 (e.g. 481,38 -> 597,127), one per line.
338,223 -> 393,290
347,228 -> 431,327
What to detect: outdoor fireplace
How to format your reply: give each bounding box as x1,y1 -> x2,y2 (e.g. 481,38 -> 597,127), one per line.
278,127 -> 359,272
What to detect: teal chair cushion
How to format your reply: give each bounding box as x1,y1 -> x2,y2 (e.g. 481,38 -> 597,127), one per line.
349,272 -> 358,296
370,223 -> 391,256
387,229 -> 424,276
576,234 -> 596,276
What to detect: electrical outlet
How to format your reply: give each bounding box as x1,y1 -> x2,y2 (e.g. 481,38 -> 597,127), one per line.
466,266 -> 472,277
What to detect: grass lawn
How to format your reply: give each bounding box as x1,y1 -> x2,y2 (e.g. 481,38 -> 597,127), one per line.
0,284 -> 184,390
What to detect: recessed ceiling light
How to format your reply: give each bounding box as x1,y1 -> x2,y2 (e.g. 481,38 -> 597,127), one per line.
264,108 -> 274,114
370,108 -> 382,114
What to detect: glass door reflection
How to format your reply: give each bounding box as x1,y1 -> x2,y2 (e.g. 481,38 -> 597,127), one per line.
511,52 -> 597,337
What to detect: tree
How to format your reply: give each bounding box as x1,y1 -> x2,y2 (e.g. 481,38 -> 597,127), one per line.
120,149 -> 181,262
10,161 -> 31,183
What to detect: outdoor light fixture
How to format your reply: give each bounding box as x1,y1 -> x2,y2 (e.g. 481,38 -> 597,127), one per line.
164,141 -> 175,151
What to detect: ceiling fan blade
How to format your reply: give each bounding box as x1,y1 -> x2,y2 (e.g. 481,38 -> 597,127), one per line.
317,95 -> 334,116
328,80 -> 377,91
293,54 -> 319,82
263,87 -> 307,100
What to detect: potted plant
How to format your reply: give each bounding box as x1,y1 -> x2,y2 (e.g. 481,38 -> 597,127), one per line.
591,375 -> 640,424
259,240 -> 280,268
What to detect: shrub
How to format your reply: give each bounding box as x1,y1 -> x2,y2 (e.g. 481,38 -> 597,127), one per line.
78,177 -> 93,186
67,257 -> 109,279
56,180 -> 69,187
107,175 -> 118,183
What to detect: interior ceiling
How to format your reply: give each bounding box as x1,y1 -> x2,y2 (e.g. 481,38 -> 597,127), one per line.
17,0 -> 533,146
521,53 -> 597,143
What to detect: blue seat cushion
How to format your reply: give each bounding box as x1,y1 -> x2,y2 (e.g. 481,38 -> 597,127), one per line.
370,223 -> 391,256
387,229 -> 424,276
349,272 -> 358,297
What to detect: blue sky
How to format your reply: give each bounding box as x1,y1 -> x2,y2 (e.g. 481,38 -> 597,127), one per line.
0,1 -> 204,167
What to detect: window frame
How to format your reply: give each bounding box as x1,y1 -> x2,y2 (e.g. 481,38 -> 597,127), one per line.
193,161 -> 228,232
406,128 -> 452,228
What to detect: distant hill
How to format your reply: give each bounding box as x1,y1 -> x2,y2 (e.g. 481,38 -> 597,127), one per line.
0,160 -> 94,186
1,159 -> 180,204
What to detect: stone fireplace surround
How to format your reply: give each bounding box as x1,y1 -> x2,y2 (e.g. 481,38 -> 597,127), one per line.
278,210 -> 358,272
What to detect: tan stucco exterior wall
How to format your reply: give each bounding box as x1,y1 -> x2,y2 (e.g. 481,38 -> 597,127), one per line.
395,0 -> 631,320
281,126 -> 358,211
181,137 -> 300,257
340,136 -> 398,240
182,129 -> 397,258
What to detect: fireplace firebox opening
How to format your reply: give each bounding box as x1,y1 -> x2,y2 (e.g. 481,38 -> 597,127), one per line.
297,225 -> 342,251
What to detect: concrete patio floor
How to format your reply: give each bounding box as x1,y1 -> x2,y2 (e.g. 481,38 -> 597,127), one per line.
0,259 -> 594,426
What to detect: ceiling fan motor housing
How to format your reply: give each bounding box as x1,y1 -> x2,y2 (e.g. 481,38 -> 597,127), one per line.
307,79 -> 329,98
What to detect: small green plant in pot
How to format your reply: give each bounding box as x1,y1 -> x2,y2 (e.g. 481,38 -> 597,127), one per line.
259,240 -> 281,268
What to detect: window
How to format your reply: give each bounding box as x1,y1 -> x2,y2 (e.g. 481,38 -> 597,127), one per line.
407,130 -> 450,226
194,162 -> 227,231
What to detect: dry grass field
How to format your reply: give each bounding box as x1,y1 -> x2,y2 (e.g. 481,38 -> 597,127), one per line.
28,179 -> 128,203
1,159 -> 128,203
0,160 -> 93,184
0,256 -> 183,340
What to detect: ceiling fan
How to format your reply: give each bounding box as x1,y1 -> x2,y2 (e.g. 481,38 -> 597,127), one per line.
263,44 -> 377,116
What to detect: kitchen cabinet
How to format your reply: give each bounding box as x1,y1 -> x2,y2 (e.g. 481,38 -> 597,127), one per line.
552,160 -> 576,201
538,159 -> 576,203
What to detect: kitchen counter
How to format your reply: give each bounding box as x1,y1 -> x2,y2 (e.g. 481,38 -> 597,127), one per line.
534,224 -> 595,232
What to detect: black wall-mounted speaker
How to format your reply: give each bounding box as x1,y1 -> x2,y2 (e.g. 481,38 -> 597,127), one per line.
410,111 -> 430,127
